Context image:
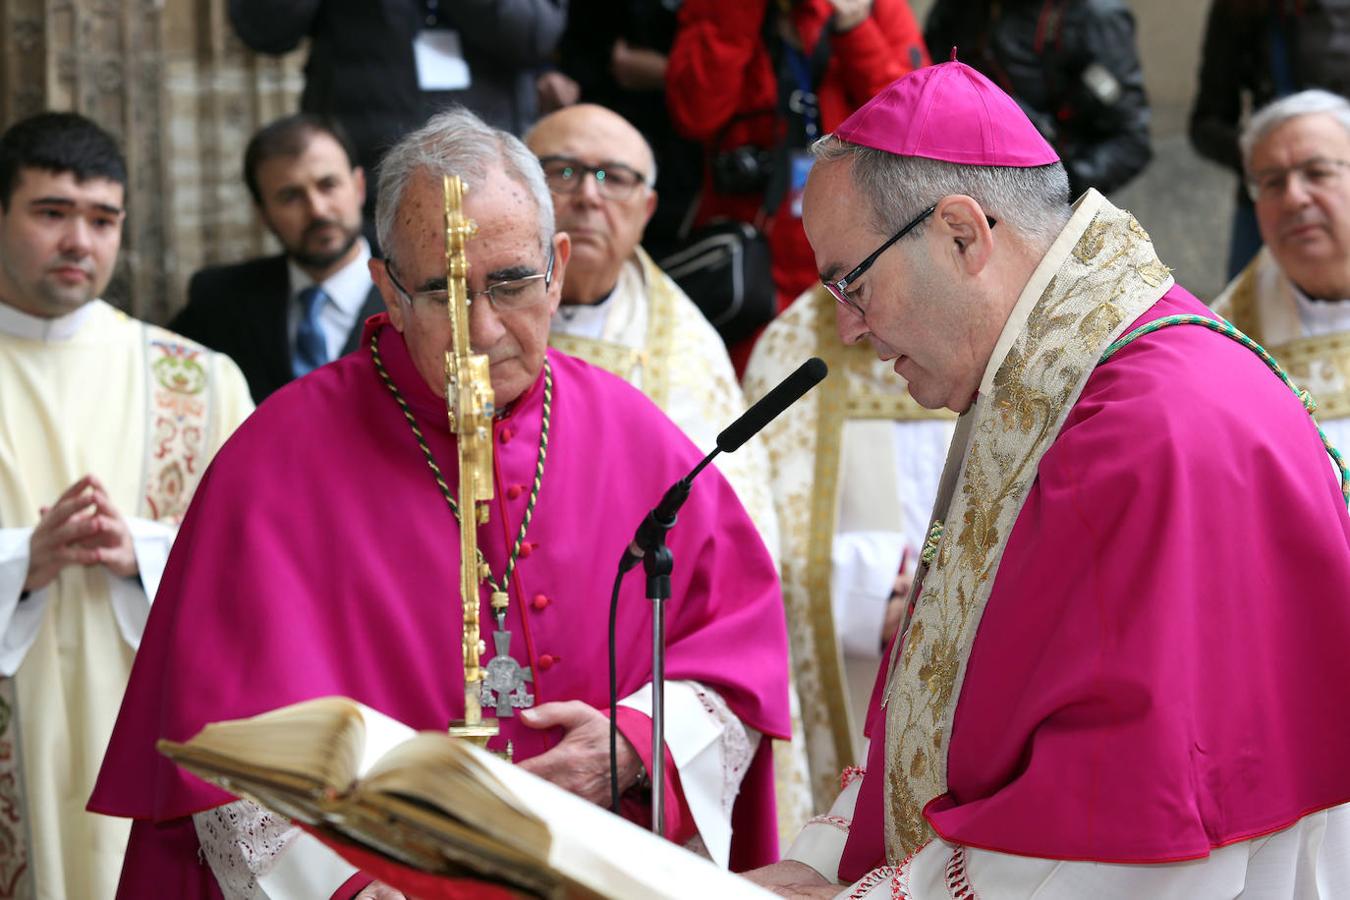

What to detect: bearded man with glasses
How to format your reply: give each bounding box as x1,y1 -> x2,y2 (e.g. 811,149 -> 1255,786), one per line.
746,62 -> 1350,899
1215,89 -> 1350,455
93,107 -> 791,897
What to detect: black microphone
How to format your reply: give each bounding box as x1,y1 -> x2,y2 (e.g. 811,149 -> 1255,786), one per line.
618,357 -> 829,572
717,356 -> 828,452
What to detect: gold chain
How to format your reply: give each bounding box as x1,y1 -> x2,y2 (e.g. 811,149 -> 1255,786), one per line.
370,331 -> 551,600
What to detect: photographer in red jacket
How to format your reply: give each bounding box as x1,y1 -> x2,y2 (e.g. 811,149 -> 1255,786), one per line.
667,0 -> 928,367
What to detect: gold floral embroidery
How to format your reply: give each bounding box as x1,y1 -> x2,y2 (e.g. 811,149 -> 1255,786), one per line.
747,286 -> 956,811
0,686 -> 29,896
142,328 -> 215,523
882,194 -> 1174,860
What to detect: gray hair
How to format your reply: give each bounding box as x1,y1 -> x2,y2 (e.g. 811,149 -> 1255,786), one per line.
1240,89 -> 1350,173
811,136 -> 1072,252
375,106 -> 555,257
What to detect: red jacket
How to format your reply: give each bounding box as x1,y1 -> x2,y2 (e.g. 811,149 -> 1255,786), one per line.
668,0 -> 929,303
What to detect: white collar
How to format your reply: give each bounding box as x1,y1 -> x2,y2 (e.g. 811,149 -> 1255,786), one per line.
978,190 -> 1108,398
1290,279 -> 1350,338
287,239 -> 373,314
0,298 -> 98,342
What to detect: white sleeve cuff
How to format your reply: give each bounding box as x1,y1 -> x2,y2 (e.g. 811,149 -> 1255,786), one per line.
126,516 -> 175,604
256,831 -> 360,899
831,532 -> 906,659
618,680 -> 758,870
784,773 -> 864,884
104,517 -> 175,650
0,528 -> 50,676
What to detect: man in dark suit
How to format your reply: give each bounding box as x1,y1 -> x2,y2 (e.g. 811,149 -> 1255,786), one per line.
171,114 -> 384,403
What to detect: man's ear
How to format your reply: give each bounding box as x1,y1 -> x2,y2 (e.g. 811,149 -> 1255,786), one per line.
642,188 -> 658,229
370,258 -> 406,332
547,230 -> 572,315
353,166 -> 368,207
933,194 -> 994,276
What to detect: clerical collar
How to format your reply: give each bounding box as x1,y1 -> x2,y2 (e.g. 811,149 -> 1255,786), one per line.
978,190 -> 1107,399
557,285 -> 615,321
1291,280 -> 1350,338
0,297 -> 97,342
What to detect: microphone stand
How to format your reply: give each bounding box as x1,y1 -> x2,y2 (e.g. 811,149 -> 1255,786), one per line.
615,457 -> 715,836
644,542 -> 672,837
608,357 -> 828,836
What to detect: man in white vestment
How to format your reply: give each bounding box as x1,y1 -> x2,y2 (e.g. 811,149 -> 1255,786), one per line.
1214,88 -> 1350,450
526,105 -> 809,836
744,286 -> 954,813
0,112 -> 253,898
526,104 -> 780,558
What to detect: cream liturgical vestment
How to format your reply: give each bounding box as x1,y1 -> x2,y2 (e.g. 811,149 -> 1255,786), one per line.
0,299 -> 252,899
1214,246 -> 1350,451
548,247 -> 780,557
743,287 -> 955,812
548,248 -> 810,836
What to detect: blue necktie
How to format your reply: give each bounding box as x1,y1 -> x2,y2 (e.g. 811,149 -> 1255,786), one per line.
293,285 -> 329,377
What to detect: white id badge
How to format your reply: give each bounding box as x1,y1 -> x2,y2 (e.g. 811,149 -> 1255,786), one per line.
413,29 -> 472,90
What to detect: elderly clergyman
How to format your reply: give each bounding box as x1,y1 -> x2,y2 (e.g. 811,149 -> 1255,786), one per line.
527,104 -> 781,563
744,62 -> 1350,898
1214,88 -> 1350,453
526,104 -> 812,839
91,107 -> 789,897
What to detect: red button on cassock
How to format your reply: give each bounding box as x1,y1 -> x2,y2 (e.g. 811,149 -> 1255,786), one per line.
498,427 -> 514,444
538,654 -> 555,670
518,542 -> 534,558
506,484 -> 524,500
532,593 -> 549,610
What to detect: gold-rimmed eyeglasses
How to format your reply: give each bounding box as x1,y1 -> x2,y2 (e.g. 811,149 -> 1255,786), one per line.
384,250 -> 556,312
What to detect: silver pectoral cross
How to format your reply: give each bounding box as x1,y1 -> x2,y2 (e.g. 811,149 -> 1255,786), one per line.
479,629 -> 534,716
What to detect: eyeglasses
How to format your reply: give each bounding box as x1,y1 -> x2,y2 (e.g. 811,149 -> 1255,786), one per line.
538,155 -> 649,200
1246,157 -> 1350,201
384,250 -> 555,313
823,203 -> 997,318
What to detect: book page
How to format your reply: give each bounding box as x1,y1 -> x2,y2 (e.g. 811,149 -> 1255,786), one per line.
356,732 -> 549,856
350,702 -> 417,776
158,696 -> 368,798
467,744 -> 778,898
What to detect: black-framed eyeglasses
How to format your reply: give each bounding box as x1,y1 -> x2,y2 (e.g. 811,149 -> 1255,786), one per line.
383,249 -> 555,313
823,204 -> 997,318
538,155 -> 649,200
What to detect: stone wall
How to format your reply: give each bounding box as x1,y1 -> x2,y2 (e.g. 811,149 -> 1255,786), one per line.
0,0 -> 301,323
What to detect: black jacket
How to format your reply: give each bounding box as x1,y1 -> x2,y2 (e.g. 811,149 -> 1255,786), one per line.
1190,0 -> 1350,176
925,0 -> 1152,197
229,0 -> 566,226
169,255 -> 385,404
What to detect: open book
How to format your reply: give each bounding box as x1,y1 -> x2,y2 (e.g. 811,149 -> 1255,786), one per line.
158,696 -> 775,899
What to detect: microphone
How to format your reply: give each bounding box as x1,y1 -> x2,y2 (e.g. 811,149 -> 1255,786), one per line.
717,357 -> 828,452
618,357 -> 828,572
609,356 -> 829,814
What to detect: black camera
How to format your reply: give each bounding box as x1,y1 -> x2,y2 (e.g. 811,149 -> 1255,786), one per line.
711,145 -> 774,195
